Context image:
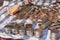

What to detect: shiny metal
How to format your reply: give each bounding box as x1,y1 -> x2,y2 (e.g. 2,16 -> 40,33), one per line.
34,29 -> 42,38
11,28 -> 18,35
26,28 -> 34,37
47,11 -> 54,21
15,5 -> 34,19
10,22 -> 19,35
37,16 -> 48,24
41,21 -> 52,30
52,11 -> 58,23
17,23 -> 25,36
50,29 -> 58,40
51,22 -> 60,26
18,23 -> 24,27
25,24 -> 32,28
4,25 -> 11,34
24,6 -> 38,19
26,24 -> 33,37
19,29 -> 25,36
18,23 -> 25,35
48,22 -> 60,30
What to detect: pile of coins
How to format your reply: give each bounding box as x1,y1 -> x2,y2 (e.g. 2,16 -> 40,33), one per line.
4,22 -> 43,38
3,2 -> 60,40
14,2 -> 60,30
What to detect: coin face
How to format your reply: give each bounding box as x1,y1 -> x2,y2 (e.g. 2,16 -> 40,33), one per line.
34,31 -> 40,38
4,25 -> 11,34
34,29 -> 42,38
26,31 -> 33,37
26,27 -> 33,37
18,23 -> 25,36
50,31 -> 58,40
4,27 -> 11,34
11,28 -> 18,35
19,30 -> 25,35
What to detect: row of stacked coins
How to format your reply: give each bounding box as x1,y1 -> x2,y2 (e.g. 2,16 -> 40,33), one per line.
3,21 -> 60,40
4,22 -> 44,38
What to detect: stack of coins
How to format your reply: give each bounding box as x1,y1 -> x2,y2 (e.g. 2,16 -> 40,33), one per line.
4,25 -> 11,34
10,22 -> 19,35
26,24 -> 34,37
18,23 -> 25,36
